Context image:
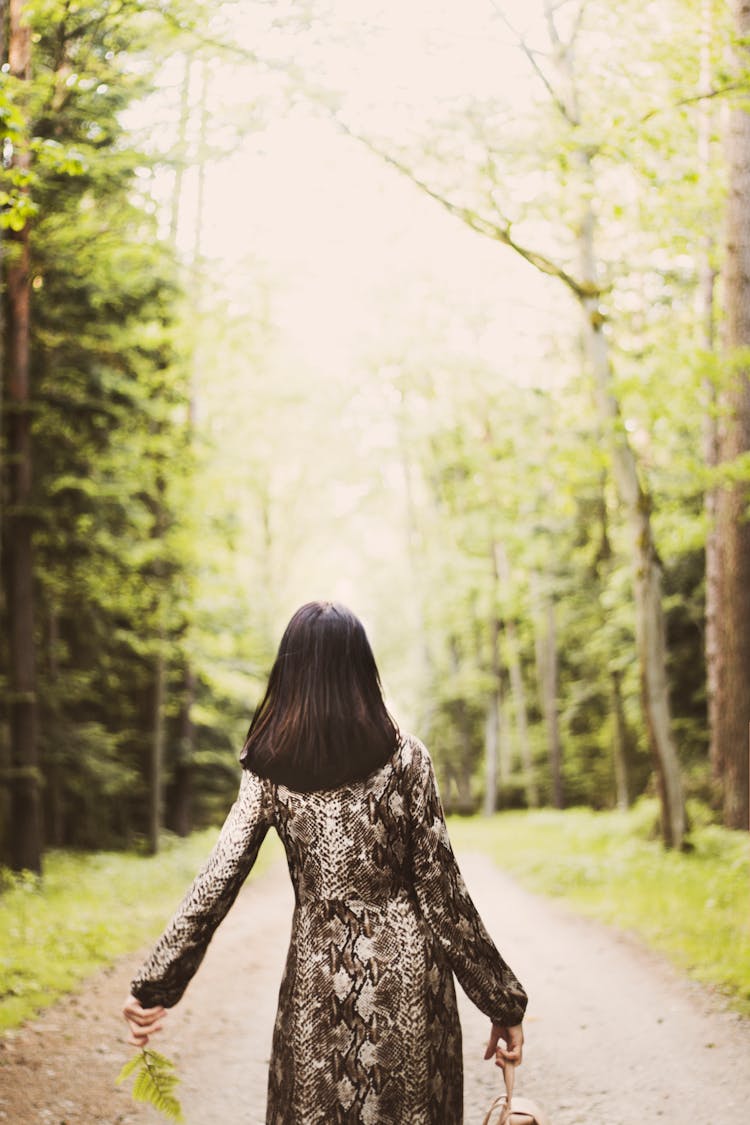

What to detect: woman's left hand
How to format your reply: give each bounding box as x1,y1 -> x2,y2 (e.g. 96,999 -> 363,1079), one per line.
484,1021 -> 524,1068
122,993 -> 166,1047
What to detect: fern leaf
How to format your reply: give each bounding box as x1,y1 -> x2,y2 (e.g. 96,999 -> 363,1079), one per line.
132,1067 -> 156,1102
115,1048 -> 185,1123
115,1053 -> 143,1084
146,1047 -> 177,1070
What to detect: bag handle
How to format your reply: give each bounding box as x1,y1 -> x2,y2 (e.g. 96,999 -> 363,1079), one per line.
481,1062 -> 515,1125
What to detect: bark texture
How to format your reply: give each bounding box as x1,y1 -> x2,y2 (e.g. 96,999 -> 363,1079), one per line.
3,0 -> 42,873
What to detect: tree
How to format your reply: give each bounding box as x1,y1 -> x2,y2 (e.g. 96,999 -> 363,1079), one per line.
1,0 -> 210,858
339,0 -> 689,844
715,0 -> 750,829
2,0 -> 42,873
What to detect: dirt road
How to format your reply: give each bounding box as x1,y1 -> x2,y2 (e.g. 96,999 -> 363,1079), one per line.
1,851 -> 749,1124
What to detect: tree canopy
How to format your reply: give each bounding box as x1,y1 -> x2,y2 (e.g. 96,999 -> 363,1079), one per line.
1,0 -> 749,868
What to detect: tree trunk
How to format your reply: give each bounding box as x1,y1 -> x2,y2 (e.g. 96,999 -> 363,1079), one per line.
171,665 -> 195,837
698,0 -> 720,783
610,670 -> 632,810
484,607 -> 502,816
531,573 -> 563,809
166,57 -> 199,838
45,605 -> 65,845
715,0 -> 750,829
0,0 -> 9,864
548,8 -> 686,847
580,288 -> 685,847
494,543 -> 538,808
483,695 -> 499,816
3,0 -> 42,873
148,642 -> 166,854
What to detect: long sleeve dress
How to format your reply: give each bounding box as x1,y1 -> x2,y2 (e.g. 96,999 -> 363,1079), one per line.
130,733 -> 528,1125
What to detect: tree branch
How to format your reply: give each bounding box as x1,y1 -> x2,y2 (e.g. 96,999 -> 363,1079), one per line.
146,1 -> 601,303
641,82 -> 747,122
334,116 -> 599,302
488,0 -> 574,124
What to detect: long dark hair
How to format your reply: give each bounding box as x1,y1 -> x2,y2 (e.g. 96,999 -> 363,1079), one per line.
240,601 -> 400,791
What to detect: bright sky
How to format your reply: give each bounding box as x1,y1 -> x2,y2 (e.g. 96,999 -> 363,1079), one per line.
149,0 -> 563,383
135,0 -> 572,677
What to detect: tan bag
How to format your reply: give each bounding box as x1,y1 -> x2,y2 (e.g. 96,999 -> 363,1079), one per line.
481,1062 -> 550,1125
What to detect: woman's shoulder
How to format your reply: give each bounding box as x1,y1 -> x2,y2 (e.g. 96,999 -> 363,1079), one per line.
395,732 -> 433,776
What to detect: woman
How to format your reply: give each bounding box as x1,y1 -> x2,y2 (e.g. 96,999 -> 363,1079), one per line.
123,601 -> 527,1124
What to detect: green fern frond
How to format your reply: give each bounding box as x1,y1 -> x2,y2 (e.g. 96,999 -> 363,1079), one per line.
116,1047 -> 185,1122
115,1052 -> 143,1083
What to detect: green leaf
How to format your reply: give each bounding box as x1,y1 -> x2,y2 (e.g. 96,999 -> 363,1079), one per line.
115,1052 -> 142,1083
115,1049 -> 185,1123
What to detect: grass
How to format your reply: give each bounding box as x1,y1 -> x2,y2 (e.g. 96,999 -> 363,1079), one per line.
448,800 -> 750,1015
0,828 -> 281,1033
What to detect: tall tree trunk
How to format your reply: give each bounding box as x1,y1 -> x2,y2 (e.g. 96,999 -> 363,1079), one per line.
0,0 -> 9,864
3,0 -> 42,873
483,691 -> 499,816
610,670 -> 632,811
494,542 -> 538,808
45,605 -> 64,845
533,584 -> 563,809
715,0 -> 750,829
166,58 -> 200,837
148,637 -> 166,855
546,3 -> 686,847
579,249 -> 685,847
593,478 -> 635,809
171,666 -> 195,837
147,483 -> 168,854
484,596 -> 502,816
699,0 -> 720,783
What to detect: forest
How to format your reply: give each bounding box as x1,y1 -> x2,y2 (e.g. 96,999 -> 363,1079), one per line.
1,0 -> 749,875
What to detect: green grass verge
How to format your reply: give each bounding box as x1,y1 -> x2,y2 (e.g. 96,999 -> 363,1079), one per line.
0,828 -> 282,1033
449,801 -> 750,1015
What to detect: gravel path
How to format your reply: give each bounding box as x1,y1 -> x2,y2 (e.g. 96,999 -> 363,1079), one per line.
2,850 -> 749,1124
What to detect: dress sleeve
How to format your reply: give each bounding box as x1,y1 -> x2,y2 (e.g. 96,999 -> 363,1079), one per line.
405,736 -> 528,1027
130,768 -> 273,1008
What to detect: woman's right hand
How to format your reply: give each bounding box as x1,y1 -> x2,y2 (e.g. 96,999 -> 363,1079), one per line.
122,993 -> 167,1047
484,1021 -> 524,1068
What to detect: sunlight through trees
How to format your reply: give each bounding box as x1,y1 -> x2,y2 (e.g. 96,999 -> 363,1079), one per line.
1,0 -> 749,868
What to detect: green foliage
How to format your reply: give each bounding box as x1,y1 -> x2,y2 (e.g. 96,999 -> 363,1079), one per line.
0,831 -> 282,1032
330,0 -> 723,818
116,1048 -> 185,1122
0,0 -> 740,863
449,804 -> 750,1014
1,0 -> 261,858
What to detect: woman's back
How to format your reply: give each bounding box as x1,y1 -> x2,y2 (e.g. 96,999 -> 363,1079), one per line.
127,604 -> 527,1124
271,736 -> 446,1123
275,738 -> 411,907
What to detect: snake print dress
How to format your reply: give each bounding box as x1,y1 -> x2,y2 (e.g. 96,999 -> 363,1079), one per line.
130,734 -> 528,1124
